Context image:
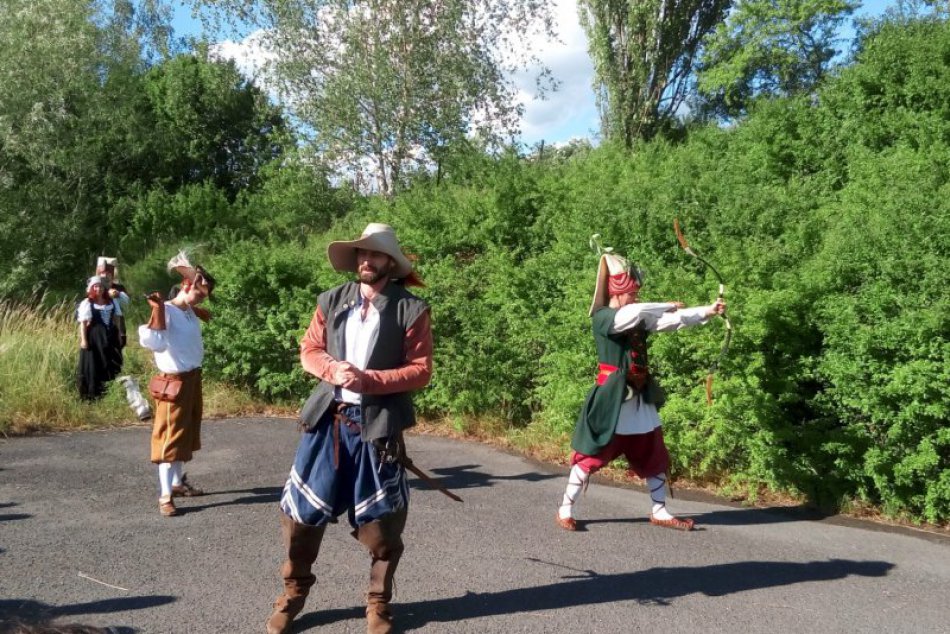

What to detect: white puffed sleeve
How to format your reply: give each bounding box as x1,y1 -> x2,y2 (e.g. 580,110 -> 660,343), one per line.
610,303 -> 679,333
138,324 -> 169,352
76,299 -> 92,323
653,305 -> 713,332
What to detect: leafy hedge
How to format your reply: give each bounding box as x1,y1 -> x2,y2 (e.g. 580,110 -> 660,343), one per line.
68,19 -> 947,523
206,20 -> 943,523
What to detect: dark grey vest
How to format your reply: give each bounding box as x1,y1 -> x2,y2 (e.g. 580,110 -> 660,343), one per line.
298,280 -> 429,441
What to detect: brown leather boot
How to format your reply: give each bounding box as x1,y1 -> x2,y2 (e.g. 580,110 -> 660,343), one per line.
355,509 -> 407,634
365,602 -> 394,634
266,512 -> 327,634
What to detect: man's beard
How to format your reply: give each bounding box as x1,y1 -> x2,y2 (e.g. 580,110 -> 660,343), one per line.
358,262 -> 392,284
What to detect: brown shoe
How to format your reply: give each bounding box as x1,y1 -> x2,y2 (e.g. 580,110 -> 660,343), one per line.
555,513 -> 577,531
159,498 -> 179,517
171,474 -> 204,497
265,594 -> 306,634
366,603 -> 393,634
649,515 -> 694,531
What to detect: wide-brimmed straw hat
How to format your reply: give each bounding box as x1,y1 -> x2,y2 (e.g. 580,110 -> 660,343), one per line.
327,223 -> 414,279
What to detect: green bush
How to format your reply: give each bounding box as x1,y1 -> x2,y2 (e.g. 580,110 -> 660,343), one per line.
201,242 -> 328,401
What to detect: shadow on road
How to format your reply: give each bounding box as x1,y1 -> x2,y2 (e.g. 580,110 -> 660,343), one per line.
689,506 -> 834,526
407,463 -> 558,492
0,595 -> 175,634
0,513 -> 31,523
406,558 -> 895,626
294,558 -> 893,631
180,487 -> 281,513
582,505 -> 831,529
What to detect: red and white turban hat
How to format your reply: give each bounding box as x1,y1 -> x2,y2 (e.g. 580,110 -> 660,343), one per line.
589,252 -> 643,316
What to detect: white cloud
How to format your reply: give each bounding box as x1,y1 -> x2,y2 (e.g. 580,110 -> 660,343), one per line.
510,0 -> 599,146
209,29 -> 276,89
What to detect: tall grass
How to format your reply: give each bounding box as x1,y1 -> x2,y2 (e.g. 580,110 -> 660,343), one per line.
0,301 -> 266,435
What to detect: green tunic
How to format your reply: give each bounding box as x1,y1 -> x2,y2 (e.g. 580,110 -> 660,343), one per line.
571,307 -> 665,456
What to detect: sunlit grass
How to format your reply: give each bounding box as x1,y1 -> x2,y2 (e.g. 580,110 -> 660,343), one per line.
0,301 -> 285,435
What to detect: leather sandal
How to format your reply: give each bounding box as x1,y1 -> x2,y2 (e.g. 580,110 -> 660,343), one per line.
555,513 -> 577,531
171,474 -> 204,497
159,498 -> 179,517
649,515 -> 694,531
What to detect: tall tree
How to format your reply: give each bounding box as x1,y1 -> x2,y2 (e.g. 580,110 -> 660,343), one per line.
196,0 -> 554,194
143,52 -> 289,198
0,0 -> 115,294
696,0 -> 858,119
579,0 -> 731,146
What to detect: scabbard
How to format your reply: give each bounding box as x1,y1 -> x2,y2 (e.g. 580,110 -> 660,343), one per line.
400,457 -> 463,503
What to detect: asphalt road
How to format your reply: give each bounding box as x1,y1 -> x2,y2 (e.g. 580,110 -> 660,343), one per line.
1,418 -> 948,633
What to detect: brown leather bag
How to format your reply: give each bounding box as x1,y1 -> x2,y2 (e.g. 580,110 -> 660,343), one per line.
148,374 -> 183,402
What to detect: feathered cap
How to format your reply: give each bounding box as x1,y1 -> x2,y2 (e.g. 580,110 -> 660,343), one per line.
589,234 -> 643,316
167,250 -> 216,297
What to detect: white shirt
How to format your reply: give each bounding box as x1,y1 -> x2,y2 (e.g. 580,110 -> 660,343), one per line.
337,295 -> 380,404
77,298 -> 122,327
113,290 -> 130,310
610,302 -> 711,334
611,302 -> 713,434
138,303 -> 204,373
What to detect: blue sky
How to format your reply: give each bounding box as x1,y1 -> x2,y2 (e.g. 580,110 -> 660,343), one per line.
171,0 -> 897,147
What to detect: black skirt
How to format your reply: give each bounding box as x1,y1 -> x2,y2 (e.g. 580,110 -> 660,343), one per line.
77,312 -> 123,400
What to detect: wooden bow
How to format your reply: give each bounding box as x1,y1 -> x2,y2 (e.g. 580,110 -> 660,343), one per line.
674,219 -> 733,404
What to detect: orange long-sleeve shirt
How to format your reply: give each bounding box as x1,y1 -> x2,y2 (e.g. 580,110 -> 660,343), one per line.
300,304 -> 433,395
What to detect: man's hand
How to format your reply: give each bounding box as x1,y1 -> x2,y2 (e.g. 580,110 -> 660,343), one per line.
707,299 -> 726,316
333,361 -> 365,390
145,291 -> 164,308
146,292 -> 166,330
108,288 -> 119,299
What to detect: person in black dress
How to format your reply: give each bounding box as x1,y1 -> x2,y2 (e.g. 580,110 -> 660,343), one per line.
76,275 -> 124,400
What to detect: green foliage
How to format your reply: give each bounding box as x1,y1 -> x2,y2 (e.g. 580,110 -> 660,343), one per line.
142,52 -> 290,198
327,18 -> 948,523
235,156 -> 353,242
200,242 -> 327,400
0,3 -> 289,296
116,182 -> 236,254
697,0 -> 858,118
3,5 -> 949,525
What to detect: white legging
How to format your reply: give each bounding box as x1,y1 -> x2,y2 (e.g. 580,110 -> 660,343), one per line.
158,461 -> 184,498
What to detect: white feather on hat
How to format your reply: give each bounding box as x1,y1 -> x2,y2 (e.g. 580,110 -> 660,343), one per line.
167,250 -> 198,282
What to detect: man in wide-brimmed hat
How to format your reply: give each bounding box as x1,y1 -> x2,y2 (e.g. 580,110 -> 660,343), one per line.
139,250 -> 216,518
267,223 -> 433,634
555,242 -> 724,533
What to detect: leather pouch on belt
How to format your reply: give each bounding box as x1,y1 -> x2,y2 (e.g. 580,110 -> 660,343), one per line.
148,375 -> 183,402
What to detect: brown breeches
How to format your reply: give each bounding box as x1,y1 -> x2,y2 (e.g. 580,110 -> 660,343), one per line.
149,368 -> 202,463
